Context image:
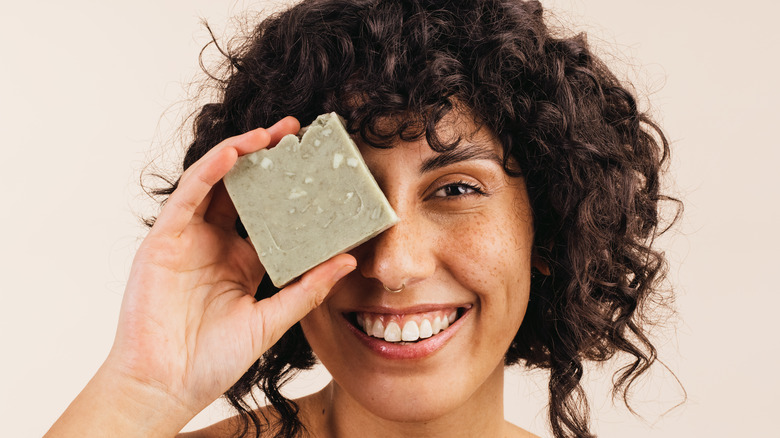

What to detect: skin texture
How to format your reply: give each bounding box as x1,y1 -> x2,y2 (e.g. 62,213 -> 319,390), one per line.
296,112 -> 537,437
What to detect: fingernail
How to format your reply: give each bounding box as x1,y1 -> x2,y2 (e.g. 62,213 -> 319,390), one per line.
331,264 -> 356,283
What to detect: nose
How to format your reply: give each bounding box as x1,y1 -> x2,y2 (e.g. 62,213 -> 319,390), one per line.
355,212 -> 436,290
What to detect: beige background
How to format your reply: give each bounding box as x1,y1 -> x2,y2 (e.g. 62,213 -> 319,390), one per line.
2,1 -> 777,436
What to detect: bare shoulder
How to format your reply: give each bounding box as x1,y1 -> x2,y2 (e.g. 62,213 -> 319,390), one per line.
505,421 -> 542,438
176,405 -> 279,438
175,391 -> 326,438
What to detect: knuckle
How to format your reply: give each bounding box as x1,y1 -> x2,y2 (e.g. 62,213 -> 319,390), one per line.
299,276 -> 327,308
169,194 -> 198,214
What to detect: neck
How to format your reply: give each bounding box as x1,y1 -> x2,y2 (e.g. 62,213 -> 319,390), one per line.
301,363 -> 508,438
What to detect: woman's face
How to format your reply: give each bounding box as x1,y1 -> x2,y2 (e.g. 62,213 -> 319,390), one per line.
300,111 -> 534,423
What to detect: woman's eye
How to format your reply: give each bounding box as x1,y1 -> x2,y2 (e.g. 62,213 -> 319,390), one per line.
432,182 -> 484,198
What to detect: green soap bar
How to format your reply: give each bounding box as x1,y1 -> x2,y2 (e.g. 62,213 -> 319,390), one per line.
224,113 -> 399,287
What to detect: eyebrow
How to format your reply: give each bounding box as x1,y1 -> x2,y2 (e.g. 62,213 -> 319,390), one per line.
419,142 -> 503,174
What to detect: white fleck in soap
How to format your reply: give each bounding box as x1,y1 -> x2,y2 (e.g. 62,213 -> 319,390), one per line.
224,113 -> 399,287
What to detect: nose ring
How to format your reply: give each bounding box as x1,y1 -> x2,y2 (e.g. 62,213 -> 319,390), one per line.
382,283 -> 405,293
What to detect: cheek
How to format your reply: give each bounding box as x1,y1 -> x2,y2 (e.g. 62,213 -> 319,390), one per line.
299,304 -> 333,352
437,212 -> 533,295
438,212 -> 533,363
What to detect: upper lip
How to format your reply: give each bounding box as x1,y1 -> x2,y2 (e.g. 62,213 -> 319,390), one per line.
342,303 -> 473,315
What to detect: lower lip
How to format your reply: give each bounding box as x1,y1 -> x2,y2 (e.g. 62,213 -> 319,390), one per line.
343,309 -> 470,360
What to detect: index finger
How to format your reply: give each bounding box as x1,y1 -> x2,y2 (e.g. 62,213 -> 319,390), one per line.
153,117 -> 300,238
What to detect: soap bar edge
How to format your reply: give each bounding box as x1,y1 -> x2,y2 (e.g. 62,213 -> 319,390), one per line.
223,113 -> 399,288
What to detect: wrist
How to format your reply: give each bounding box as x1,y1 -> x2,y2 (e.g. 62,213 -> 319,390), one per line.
46,362 -> 196,438
98,360 -> 198,435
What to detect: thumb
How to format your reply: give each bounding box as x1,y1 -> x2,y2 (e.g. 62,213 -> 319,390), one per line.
251,254 -> 356,356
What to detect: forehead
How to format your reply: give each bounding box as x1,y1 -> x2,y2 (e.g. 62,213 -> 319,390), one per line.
353,113 -> 505,183
353,108 -> 503,161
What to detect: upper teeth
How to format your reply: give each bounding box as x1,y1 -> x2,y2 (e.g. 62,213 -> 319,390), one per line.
357,310 -> 459,343
401,321 -> 419,341
385,322 -> 402,342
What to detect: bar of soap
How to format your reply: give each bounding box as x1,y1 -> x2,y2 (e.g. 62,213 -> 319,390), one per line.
224,113 -> 398,287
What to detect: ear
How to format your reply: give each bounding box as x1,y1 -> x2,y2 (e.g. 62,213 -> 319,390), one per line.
531,253 -> 551,276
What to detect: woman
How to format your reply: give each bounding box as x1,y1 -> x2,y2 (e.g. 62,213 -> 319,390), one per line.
46,0 -> 677,437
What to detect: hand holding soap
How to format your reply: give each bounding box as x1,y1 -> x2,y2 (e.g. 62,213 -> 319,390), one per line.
224,113 -> 398,287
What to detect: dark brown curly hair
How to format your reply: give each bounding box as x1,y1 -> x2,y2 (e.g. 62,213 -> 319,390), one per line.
150,0 -> 680,436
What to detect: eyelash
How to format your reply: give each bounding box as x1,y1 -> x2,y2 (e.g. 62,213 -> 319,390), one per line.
431,180 -> 486,199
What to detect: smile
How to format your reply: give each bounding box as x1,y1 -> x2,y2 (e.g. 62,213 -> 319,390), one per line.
347,307 -> 467,343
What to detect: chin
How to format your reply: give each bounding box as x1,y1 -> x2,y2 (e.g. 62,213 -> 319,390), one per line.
303,307 -> 511,425
332,361 -> 489,423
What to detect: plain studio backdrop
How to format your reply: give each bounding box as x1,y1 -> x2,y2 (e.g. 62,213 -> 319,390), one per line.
1,1 -> 777,437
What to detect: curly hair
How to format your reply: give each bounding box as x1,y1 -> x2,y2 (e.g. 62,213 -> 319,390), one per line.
150,0 -> 680,436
